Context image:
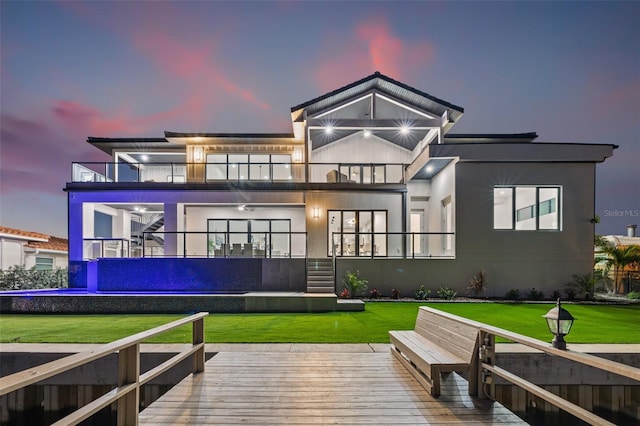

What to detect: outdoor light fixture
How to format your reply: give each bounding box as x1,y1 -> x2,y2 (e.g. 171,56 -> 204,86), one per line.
140,154 -> 149,162
363,129 -> 372,138
293,149 -> 302,162
400,125 -> 410,135
312,207 -> 320,219
325,126 -> 334,135
543,298 -> 575,350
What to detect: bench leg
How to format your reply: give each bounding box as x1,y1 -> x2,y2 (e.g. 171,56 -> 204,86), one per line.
431,369 -> 441,397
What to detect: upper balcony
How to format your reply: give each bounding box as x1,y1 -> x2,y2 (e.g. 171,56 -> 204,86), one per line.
71,162 -> 406,185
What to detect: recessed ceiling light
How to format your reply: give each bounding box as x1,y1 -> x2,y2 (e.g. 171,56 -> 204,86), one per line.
363,130 -> 371,137
140,154 -> 149,162
325,126 -> 333,135
426,165 -> 434,173
400,125 -> 410,135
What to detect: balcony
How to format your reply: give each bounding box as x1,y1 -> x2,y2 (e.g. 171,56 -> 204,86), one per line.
71,162 -> 406,184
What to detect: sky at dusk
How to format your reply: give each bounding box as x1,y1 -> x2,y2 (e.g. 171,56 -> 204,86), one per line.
1,1 -> 638,238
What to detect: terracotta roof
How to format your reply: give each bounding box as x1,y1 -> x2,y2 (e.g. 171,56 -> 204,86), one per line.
0,226 -> 68,252
26,236 -> 68,252
0,226 -> 49,241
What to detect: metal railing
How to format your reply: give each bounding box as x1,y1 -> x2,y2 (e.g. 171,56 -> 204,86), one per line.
0,313 -> 208,426
140,231 -> 308,259
83,238 -> 130,259
71,162 -> 406,184
330,232 -> 455,259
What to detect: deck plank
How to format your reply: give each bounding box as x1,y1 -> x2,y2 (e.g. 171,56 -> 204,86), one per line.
140,351 -> 526,425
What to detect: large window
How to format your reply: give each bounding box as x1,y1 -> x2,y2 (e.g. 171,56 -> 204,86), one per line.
205,154 -> 292,181
207,219 -> 291,257
494,186 -> 561,230
328,210 -> 387,256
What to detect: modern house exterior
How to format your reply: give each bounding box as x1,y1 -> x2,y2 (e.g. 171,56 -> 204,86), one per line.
0,226 -> 68,271
65,72 -> 615,297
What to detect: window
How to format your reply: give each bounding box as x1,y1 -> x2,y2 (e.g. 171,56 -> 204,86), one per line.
35,257 -> 54,271
207,219 -> 291,257
494,186 -> 561,230
328,210 -> 387,256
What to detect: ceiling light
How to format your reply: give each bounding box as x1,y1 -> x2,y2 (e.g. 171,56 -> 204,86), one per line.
426,165 -> 434,173
363,130 -> 371,137
140,154 -> 149,162
325,126 -> 333,135
400,125 -> 410,135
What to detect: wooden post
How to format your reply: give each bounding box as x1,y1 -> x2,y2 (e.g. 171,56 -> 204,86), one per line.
117,344 -> 140,426
193,317 -> 205,373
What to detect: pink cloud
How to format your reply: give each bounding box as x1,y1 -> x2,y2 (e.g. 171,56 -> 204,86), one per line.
312,16 -> 436,92
133,31 -> 271,112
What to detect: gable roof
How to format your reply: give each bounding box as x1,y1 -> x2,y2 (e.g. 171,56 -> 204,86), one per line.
290,72 -> 464,131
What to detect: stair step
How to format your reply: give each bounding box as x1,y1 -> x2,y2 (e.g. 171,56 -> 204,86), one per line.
306,287 -> 335,293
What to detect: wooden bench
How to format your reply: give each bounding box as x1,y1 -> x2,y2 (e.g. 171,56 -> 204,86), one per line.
389,306 -> 480,397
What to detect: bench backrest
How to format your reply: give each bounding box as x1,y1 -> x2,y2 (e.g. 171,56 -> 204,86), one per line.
414,307 -> 480,362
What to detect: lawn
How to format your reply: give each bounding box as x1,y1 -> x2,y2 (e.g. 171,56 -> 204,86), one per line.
1,302 -> 639,344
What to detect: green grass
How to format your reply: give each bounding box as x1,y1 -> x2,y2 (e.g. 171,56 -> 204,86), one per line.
1,302 -> 639,344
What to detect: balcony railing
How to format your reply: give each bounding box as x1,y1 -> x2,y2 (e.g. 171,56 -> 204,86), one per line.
330,232 -> 455,259
71,162 -> 406,184
81,232 -> 455,260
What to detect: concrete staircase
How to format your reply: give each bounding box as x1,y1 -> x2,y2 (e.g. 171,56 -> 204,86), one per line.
306,258 -> 335,293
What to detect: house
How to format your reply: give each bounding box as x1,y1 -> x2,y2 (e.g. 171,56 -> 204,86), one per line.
64,72 -> 615,297
595,225 -> 640,293
0,226 -> 68,271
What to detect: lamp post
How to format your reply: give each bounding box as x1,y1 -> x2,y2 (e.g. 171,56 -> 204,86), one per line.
543,298 -> 575,350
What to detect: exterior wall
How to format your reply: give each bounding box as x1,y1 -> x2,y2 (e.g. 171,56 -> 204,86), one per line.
23,251 -> 68,270
336,162 -> 597,298
311,133 -> 411,164
0,239 -> 67,270
0,239 -> 23,270
305,190 -> 405,258
94,258 -> 305,292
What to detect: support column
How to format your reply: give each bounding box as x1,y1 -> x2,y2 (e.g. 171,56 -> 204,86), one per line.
164,203 -> 178,256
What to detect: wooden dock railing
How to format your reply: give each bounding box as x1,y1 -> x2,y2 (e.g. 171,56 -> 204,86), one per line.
412,307 -> 640,426
0,312 -> 208,426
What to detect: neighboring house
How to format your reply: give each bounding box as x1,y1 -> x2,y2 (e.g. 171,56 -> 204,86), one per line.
595,225 -> 640,293
64,72 -> 615,297
0,226 -> 68,271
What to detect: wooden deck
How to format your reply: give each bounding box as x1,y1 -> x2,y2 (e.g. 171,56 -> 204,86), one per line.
139,349 -> 526,425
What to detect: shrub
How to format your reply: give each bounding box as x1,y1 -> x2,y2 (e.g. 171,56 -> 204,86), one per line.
342,270 -> 368,299
505,288 -> 520,300
626,291 -> 640,300
566,273 -> 595,300
437,286 -> 457,300
467,269 -> 487,298
564,288 -> 577,301
369,288 -> 382,299
526,288 -> 544,301
414,285 -> 430,300
391,288 -> 400,299
0,266 -> 68,290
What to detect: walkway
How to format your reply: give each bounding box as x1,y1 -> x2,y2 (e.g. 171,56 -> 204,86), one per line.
139,344 -> 525,425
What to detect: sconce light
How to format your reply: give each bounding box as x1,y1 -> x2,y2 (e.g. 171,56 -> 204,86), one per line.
312,207 -> 320,219
193,146 -> 204,163
543,298 -> 575,350
293,149 -> 302,163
